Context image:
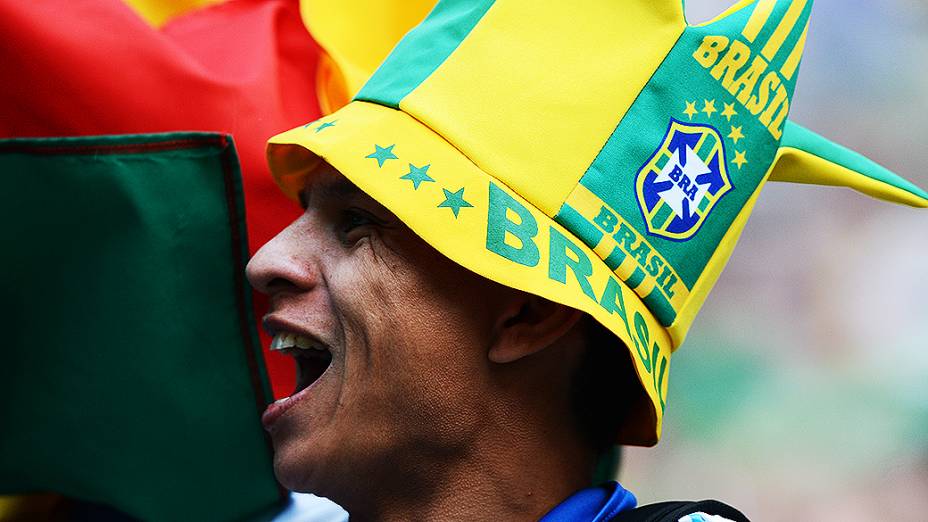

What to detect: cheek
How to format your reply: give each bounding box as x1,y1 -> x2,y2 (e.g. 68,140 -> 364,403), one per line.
354,247 -> 495,364
327,244 -> 493,433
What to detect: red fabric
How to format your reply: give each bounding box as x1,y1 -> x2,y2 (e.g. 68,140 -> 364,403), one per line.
0,0 -> 313,397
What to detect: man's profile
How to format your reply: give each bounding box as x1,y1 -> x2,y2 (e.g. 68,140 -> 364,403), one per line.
248,165 -> 639,520
248,0 -> 927,520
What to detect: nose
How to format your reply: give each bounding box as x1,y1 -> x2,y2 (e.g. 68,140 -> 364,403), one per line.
246,217 -> 319,296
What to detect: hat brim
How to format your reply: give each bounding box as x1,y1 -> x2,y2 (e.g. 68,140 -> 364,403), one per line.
267,101 -> 672,446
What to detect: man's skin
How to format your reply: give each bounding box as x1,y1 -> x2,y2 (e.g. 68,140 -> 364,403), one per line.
246,164 -> 604,521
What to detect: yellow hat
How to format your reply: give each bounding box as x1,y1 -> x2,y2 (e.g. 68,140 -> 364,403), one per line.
266,0 -> 927,445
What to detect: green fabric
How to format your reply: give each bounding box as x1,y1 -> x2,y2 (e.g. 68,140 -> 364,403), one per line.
555,204 -> 605,249
604,247 -> 627,271
578,1 -> 810,288
642,286 -> 676,327
591,445 -> 621,485
779,121 -> 928,200
355,0 -> 495,108
0,133 -> 282,520
626,268 -> 647,289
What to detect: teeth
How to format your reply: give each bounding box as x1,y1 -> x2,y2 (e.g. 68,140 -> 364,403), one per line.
294,336 -> 314,349
269,332 -> 324,351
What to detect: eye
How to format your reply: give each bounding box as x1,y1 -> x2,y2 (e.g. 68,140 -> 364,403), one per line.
338,208 -> 382,245
343,209 -> 375,231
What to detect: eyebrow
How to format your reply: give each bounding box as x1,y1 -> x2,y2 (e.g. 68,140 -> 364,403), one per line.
300,176 -> 363,208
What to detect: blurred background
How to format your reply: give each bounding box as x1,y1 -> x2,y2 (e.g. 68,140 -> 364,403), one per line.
1,0 -> 924,520
623,1 -> 928,520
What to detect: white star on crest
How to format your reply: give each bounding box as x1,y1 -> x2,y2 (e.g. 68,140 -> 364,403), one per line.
654,145 -> 711,220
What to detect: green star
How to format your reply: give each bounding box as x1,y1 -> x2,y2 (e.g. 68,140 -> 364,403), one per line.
315,120 -> 337,133
366,144 -> 398,167
399,163 -> 435,190
437,187 -> 473,218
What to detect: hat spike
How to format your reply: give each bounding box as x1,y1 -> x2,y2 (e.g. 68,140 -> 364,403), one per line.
771,122 -> 928,208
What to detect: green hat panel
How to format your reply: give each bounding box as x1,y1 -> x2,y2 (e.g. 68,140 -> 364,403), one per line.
558,0 -> 812,340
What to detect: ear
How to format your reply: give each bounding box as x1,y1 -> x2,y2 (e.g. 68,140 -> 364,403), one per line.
488,294 -> 584,364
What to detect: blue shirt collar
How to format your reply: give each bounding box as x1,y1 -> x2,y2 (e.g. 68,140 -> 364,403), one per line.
539,482 -> 637,522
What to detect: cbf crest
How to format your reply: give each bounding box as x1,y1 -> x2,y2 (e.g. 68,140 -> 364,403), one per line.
635,119 -> 732,241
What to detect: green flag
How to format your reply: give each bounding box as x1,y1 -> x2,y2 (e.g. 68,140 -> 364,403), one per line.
0,133 -> 283,520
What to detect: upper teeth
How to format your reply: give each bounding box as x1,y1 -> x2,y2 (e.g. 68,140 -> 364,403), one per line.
270,333 -> 324,351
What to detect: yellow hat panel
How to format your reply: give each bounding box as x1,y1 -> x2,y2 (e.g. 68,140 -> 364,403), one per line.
269,102 -> 671,445
398,0 -> 685,216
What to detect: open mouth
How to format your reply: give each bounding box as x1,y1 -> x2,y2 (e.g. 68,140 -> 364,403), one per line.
261,333 -> 332,428
262,332 -> 333,430
270,333 -> 333,395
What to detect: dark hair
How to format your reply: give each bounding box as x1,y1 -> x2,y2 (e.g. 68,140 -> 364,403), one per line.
569,316 -> 642,455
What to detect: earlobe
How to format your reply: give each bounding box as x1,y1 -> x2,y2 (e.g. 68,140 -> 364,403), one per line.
488,295 -> 584,364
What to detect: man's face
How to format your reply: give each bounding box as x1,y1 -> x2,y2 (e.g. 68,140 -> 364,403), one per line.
246,166 -> 511,497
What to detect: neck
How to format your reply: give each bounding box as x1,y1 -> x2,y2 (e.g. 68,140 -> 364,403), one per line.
342,375 -> 596,521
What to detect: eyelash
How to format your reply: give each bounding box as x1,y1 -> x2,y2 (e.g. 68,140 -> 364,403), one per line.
339,208 -> 381,244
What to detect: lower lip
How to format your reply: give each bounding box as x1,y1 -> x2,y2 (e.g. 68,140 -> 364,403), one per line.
261,364 -> 329,430
261,394 -> 298,430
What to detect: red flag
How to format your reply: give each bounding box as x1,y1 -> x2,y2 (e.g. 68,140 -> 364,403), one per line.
0,0 -> 323,396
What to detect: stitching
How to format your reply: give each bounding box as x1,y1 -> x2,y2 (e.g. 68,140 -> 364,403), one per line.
0,137 -> 226,156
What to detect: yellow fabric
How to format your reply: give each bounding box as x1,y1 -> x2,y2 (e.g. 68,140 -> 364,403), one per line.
771,147 -> 928,208
562,183 -> 691,313
741,0 -> 778,41
300,0 -> 437,99
780,19 -> 809,80
269,102 -> 672,445
124,0 -> 435,111
401,0 -> 685,217
314,53 -> 351,115
759,0 -> 807,61
122,0 -> 224,26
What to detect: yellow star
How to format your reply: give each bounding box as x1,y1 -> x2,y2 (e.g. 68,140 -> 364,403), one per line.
721,102 -> 738,121
732,150 -> 748,169
728,125 -> 745,144
702,99 -> 717,118
683,101 -> 698,120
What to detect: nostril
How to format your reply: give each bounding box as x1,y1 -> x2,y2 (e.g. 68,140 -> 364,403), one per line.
265,277 -> 301,294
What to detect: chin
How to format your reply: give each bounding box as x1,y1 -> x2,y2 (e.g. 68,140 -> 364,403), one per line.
271,437 -> 322,493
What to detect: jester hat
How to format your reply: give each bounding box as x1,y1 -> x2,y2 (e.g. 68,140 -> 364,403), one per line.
266,0 -> 928,445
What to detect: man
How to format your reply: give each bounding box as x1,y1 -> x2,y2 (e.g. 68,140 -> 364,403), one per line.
248,164 -> 640,520
248,0 -> 927,519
